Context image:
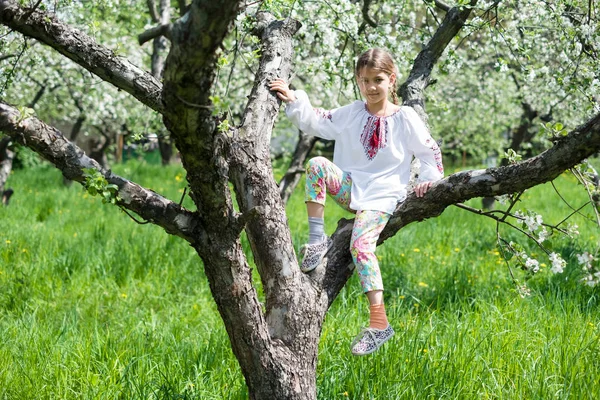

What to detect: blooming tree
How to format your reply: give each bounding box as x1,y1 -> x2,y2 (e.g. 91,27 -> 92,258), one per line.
1,0 -> 599,398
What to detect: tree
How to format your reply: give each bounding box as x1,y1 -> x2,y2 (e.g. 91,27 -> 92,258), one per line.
1,0 -> 599,398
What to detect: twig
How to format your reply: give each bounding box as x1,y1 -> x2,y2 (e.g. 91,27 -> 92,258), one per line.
570,167 -> 600,226
501,191 -> 523,222
179,186 -> 188,207
22,0 -> 43,20
120,206 -> 151,224
175,94 -> 213,109
550,180 -> 595,223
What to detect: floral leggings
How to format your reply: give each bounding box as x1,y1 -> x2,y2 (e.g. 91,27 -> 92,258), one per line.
305,156 -> 391,292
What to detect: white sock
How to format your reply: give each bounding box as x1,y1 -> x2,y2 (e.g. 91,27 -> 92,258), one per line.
308,217 -> 326,245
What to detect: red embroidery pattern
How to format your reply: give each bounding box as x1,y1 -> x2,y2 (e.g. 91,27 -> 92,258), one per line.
426,138 -> 444,174
360,116 -> 388,160
313,108 -> 332,121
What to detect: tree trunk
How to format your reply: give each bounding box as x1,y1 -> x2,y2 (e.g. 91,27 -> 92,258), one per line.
278,130 -> 317,204
0,136 -> 14,205
150,0 -> 174,166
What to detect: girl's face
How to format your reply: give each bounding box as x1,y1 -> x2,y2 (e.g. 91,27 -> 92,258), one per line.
357,67 -> 396,106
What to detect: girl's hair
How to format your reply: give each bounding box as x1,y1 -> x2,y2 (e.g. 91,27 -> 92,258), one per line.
355,48 -> 399,105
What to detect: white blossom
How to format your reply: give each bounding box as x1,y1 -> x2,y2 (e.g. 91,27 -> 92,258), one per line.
525,258 -> 540,273
538,227 -> 549,243
549,252 -> 566,274
567,223 -> 580,236
524,213 -> 543,232
576,252 -> 595,270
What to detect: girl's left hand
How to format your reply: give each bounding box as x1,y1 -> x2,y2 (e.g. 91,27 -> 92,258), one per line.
269,78 -> 296,103
415,181 -> 433,198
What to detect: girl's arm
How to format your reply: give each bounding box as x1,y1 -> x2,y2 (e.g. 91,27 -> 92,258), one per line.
269,79 -> 340,140
403,107 -> 444,195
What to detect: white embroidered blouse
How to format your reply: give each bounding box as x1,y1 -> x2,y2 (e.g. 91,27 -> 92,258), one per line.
286,90 -> 444,214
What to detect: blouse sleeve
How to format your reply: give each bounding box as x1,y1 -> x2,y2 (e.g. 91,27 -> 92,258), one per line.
403,107 -> 444,182
285,90 -> 341,140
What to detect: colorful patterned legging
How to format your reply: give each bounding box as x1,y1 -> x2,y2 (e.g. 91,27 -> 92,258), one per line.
305,156 -> 391,292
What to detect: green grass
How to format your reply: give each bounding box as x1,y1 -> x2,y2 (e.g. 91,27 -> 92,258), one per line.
1,159 -> 599,399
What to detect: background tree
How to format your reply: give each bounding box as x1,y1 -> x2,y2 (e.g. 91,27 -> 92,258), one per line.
0,0 -> 599,398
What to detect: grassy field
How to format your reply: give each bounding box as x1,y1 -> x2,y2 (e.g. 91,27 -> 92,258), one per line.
1,158 -> 599,399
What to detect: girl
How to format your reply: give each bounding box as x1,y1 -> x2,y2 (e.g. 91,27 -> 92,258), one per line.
269,48 -> 444,356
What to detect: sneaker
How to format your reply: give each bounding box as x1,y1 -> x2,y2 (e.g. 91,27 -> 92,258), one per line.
299,236 -> 332,272
351,325 -> 395,356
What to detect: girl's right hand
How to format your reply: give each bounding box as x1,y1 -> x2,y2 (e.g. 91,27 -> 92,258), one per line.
269,78 -> 297,103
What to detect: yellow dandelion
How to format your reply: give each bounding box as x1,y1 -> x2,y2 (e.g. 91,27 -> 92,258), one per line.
540,263 -> 547,267
343,392 -> 349,397
401,253 -> 405,257
454,248 -> 460,252
413,248 -> 420,252
22,248 -> 27,253
418,282 -> 429,287
399,295 -> 405,299
493,251 -> 500,256
175,174 -> 183,182
5,240 -> 10,244
422,349 -> 428,353
120,293 -> 127,299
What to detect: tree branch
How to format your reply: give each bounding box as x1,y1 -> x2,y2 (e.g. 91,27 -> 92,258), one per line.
138,23 -> 172,45
362,0 -> 378,28
399,0 -> 479,116
147,0 -> 159,22
0,53 -> 17,62
278,131 -> 318,204
0,101 -> 200,243
433,0 -> 451,12
230,12 -> 305,338
0,0 -> 164,114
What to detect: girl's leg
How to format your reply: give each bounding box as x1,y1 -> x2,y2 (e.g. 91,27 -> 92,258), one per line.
349,210 -> 392,328
304,156 -> 352,244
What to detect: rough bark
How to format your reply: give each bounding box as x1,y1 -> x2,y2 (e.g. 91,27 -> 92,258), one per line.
229,14 -> 328,397
0,136 -> 14,204
0,0 -> 164,113
278,130 -> 318,204
148,0 -> 174,165
160,2 -> 310,398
